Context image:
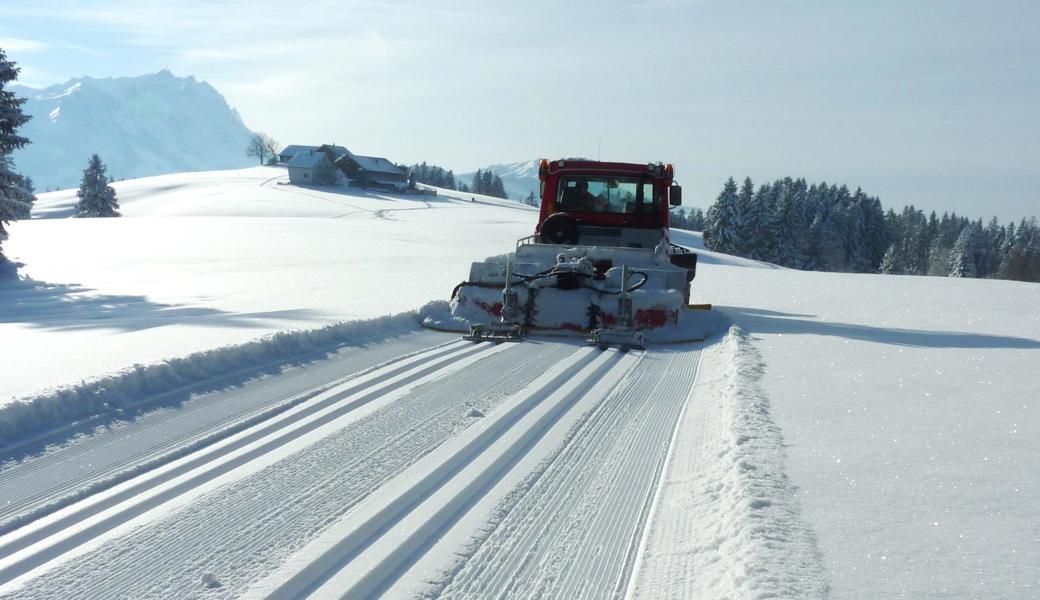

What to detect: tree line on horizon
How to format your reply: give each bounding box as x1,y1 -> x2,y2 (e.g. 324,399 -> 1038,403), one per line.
701,176 -> 1040,283
670,207 -> 706,231
408,162 -> 509,200
403,162 -> 509,199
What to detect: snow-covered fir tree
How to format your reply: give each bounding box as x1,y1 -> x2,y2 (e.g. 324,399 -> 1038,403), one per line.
1001,218 -> 1040,282
409,162 -> 458,191
948,221 -> 984,278
704,177 -> 742,254
860,192 -> 887,271
75,154 -> 121,217
735,177 -> 757,257
671,207 -> 707,231
809,185 -> 847,272
771,181 -> 806,267
687,208 -> 707,230
880,243 -> 906,274
842,189 -> 873,272
743,182 -> 774,260
901,206 -> 932,275
0,48 -> 35,262
466,169 -> 508,199
1001,220 -> 1017,260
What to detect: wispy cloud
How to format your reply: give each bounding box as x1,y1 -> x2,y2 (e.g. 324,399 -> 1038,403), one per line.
0,37 -> 49,52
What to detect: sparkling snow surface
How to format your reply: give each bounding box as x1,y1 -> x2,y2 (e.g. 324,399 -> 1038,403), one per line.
686,231 -> 1040,599
1,166 -> 1038,598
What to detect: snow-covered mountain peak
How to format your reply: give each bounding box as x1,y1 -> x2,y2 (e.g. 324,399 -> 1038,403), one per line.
459,159 -> 541,201
11,71 -> 255,191
39,81 -> 81,101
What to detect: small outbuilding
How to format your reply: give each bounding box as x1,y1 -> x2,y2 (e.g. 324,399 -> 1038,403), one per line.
286,149 -> 337,185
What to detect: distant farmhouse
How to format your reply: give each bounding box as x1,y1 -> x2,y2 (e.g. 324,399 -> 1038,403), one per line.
285,149 -> 337,185
279,144 -> 409,190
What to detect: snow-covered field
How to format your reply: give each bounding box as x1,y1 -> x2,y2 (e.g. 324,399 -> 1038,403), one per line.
1,167 -> 1037,598
2,167 -> 534,402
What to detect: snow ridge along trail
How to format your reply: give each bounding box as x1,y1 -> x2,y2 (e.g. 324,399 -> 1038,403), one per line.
627,326 -> 828,599
0,340 -> 575,598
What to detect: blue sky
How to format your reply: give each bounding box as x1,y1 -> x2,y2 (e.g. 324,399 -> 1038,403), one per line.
2,0 -> 1037,220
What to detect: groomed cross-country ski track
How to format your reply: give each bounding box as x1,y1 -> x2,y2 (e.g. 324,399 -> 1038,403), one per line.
0,326 -> 824,599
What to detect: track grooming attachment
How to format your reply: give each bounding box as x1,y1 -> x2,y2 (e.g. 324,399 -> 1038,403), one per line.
589,265 -> 646,351
463,259 -> 526,343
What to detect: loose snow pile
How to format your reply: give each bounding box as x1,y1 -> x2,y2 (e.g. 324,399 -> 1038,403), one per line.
630,325 -> 827,598
696,252 -> 1040,599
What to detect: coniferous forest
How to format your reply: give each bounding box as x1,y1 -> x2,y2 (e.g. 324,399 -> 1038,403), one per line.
408,162 -> 457,191
407,162 -> 509,200
700,177 -> 1040,283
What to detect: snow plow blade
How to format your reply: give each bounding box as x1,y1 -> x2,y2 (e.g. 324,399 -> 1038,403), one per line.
424,240 -> 717,345
463,322 -> 526,343
589,328 -> 646,351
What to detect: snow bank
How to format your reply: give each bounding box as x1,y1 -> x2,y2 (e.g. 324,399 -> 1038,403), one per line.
0,309 -> 429,450
631,325 -> 828,599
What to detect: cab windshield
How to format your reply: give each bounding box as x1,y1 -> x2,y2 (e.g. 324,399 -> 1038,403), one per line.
556,176 -> 656,214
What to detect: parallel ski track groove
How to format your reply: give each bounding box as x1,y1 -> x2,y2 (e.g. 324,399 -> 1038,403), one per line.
0,340 -> 481,567
261,347 -> 634,599
1,341 -> 703,600
0,341 -> 574,599
0,336 -> 461,532
361,350 -> 634,599
435,347 -> 701,599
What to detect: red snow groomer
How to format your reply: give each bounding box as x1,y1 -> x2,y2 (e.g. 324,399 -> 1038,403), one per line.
449,158 -> 701,350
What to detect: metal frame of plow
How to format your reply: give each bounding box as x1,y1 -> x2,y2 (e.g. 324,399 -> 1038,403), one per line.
589,265 -> 646,352
464,258 -> 527,343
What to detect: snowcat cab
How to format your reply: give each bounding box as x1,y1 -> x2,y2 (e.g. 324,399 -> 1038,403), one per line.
437,159 -> 702,349
536,159 -> 681,251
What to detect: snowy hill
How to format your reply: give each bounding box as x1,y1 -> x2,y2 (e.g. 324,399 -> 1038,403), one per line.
459,159 -> 541,201
10,71 -> 255,191
5,167 -> 536,401
1,167 -> 1037,599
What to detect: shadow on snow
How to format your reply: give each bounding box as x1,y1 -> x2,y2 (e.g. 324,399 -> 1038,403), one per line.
718,305 -> 1040,349
0,263 -> 321,333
